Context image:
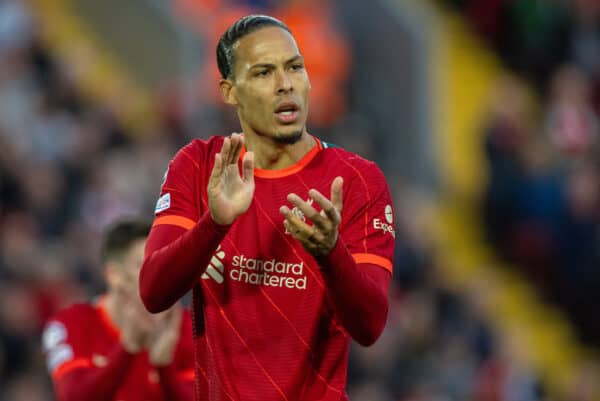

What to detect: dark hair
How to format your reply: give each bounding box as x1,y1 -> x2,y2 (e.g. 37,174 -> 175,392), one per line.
102,219 -> 151,263
216,14 -> 291,79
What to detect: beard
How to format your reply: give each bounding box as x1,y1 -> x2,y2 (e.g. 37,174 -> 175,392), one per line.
272,129 -> 303,145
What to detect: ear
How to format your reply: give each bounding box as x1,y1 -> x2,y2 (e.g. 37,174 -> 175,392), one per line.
219,79 -> 237,106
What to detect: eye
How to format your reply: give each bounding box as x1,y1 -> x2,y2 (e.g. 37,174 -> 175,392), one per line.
255,70 -> 270,77
290,64 -> 304,71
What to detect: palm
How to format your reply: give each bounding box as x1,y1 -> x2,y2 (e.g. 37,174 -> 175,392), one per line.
210,163 -> 254,223
208,134 -> 255,225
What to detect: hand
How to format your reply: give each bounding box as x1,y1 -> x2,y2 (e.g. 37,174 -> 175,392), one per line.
147,304 -> 182,367
120,300 -> 154,354
280,177 -> 343,257
208,133 -> 255,225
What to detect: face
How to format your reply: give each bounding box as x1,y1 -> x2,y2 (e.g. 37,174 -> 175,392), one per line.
107,238 -> 146,301
221,26 -> 311,144
107,238 -> 171,325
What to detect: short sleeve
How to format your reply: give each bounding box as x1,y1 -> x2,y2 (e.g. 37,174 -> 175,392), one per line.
42,310 -> 89,380
153,143 -> 201,231
340,162 -> 395,274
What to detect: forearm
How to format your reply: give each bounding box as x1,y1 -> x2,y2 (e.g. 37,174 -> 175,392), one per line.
54,346 -> 134,401
158,365 -> 195,401
318,239 -> 391,346
140,212 -> 231,313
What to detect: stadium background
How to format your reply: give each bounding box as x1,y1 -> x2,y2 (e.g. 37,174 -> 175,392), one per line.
1,0 -> 599,399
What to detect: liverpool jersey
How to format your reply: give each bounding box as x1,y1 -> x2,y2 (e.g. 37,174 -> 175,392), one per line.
42,299 -> 195,401
152,135 -> 395,400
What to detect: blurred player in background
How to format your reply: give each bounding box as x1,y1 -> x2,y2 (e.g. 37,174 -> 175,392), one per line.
140,14 -> 395,401
42,220 -> 196,401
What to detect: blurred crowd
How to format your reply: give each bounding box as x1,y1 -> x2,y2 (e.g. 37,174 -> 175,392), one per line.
444,0 -> 600,346
0,0 -> 594,400
0,2 -> 180,399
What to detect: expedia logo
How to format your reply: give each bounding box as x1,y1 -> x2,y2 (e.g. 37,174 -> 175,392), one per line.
373,204 -> 395,238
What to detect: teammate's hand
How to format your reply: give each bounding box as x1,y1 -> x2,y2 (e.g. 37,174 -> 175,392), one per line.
147,304 -> 182,367
120,300 -> 154,354
208,133 -> 255,225
280,176 -> 343,257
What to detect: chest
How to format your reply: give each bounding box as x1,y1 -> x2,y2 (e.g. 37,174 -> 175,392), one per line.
198,178 -> 335,307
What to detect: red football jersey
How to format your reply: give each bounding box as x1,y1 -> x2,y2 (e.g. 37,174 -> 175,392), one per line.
42,298 -> 196,401
153,135 -> 395,401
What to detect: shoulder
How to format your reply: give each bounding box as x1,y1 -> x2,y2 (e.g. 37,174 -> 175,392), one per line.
43,303 -> 96,351
168,136 -> 225,171
177,136 -> 225,158
46,303 -> 97,326
320,142 -> 387,183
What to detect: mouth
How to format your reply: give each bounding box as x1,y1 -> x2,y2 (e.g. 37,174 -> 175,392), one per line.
274,102 -> 300,124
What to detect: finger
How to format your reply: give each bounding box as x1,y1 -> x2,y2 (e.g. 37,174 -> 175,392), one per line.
280,206 -> 316,241
220,137 -> 231,165
242,151 -> 254,185
208,153 -> 223,189
286,193 -> 328,228
229,133 -> 242,165
331,176 -> 343,213
284,219 -> 324,254
307,189 -> 340,226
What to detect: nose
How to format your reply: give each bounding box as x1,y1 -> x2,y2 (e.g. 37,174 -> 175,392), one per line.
276,70 -> 293,94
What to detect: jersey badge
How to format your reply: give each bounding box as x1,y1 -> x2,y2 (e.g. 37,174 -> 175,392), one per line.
155,193 -> 171,214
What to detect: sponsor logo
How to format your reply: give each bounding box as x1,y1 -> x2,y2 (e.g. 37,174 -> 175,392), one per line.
385,204 -> 393,224
201,245 -> 225,283
373,205 -> 395,238
230,255 -> 307,289
201,246 -> 307,290
154,193 -> 171,214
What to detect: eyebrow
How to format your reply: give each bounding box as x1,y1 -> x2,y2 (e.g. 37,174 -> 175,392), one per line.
249,55 -> 303,70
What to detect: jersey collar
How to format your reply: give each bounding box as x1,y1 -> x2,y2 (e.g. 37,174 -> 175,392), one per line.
239,136 -> 323,179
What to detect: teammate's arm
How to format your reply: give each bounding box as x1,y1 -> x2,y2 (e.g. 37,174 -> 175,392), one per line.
53,347 -> 135,401
140,135 -> 255,313
158,365 -> 195,401
145,305 -> 195,400
43,319 -> 136,401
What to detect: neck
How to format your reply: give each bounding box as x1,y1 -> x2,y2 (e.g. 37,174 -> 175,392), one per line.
243,130 -> 315,170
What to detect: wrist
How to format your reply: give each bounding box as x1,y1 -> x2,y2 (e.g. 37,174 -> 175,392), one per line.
316,237 -> 350,273
209,211 -> 233,226
207,211 -> 235,229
